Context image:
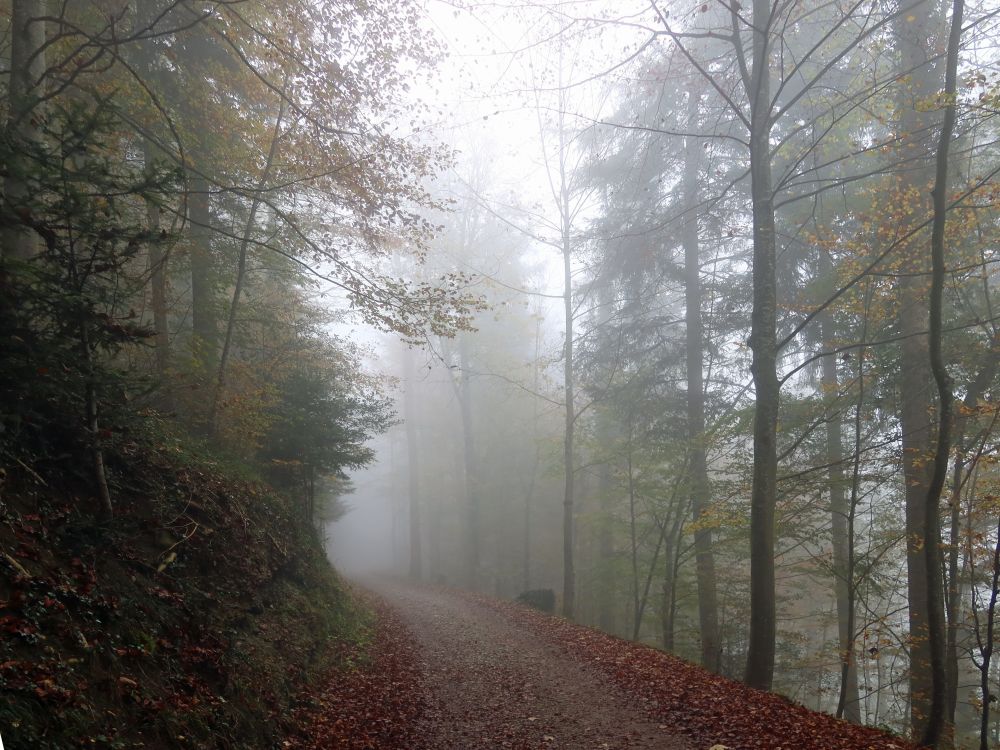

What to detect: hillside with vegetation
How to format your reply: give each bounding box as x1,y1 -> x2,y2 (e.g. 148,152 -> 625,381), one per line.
0,427 -> 365,748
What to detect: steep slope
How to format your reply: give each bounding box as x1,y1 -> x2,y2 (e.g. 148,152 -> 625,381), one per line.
0,427 -> 366,749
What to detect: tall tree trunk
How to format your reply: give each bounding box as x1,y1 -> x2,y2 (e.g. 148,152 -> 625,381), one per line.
522,454 -> 538,591
661,506 -> 686,650
627,424 -> 640,636
2,0 -> 47,263
821,297 -> 862,723
596,280 -> 617,633
80,322 -> 113,519
523,313 -> 543,592
682,86 -> 721,674
662,548 -> 676,652
597,427 -> 615,633
133,5 -> 170,404
458,336 -> 479,589
892,0 -> 944,735
560,150 -> 576,620
403,345 -> 422,581
744,0 -> 780,690
188,174 -> 217,376
921,0 -> 964,742
144,140 -> 171,405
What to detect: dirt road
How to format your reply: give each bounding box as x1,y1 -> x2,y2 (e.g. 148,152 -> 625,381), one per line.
369,580 -> 690,750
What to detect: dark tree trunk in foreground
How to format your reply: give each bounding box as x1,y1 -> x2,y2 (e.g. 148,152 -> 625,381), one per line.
892,0 -> 944,737
920,0 -> 963,742
744,0 -> 780,690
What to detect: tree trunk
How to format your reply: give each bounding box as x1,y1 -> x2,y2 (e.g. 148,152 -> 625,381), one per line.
144,141 -> 171,405
523,313 -> 543,592
597,429 -> 615,632
744,0 -> 780,690
560,156 -> 576,620
920,0 -> 964,741
79,322 -> 113,519
627,425 -> 640,636
662,552 -> 676,652
457,336 -> 480,589
661,506 -> 686,650
947,332 -> 1000,728
682,86 -> 721,674
892,0 -> 944,735
821,300 -> 862,723
2,0 -> 47,263
188,174 -> 217,375
403,345 -> 422,581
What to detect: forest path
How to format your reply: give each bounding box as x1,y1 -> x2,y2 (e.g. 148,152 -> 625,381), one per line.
368,579 -> 692,750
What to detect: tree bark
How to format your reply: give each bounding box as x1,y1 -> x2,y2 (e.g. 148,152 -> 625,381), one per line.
144,140 -> 171,405
892,0 -> 943,735
661,506 -> 686,650
627,424 -> 640,636
188,173 -> 217,375
744,0 -> 780,690
80,322 -> 113,519
523,312 -> 543,592
920,0 -> 964,742
820,297 -> 862,723
597,421 -> 616,633
682,86 -> 721,674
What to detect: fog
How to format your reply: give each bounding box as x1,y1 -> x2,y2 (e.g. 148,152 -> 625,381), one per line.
9,0 -> 998,743
307,0 -> 1000,740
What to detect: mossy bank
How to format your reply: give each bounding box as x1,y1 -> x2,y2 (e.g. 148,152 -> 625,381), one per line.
0,427 -> 369,749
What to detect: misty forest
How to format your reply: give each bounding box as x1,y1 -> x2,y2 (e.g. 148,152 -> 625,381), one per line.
6,0 -> 1000,748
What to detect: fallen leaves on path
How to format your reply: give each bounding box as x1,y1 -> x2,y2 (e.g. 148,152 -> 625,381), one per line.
374,579 -> 688,749
287,583 -> 920,749
469,592 -> 918,750
285,592 -> 424,749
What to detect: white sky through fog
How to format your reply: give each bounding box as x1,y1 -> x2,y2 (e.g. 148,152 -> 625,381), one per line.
324,1 -> 666,573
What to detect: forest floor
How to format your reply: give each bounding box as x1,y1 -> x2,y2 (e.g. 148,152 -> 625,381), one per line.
291,580 -> 918,750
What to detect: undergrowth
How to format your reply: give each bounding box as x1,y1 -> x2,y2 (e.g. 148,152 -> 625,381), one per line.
0,419 -> 370,749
